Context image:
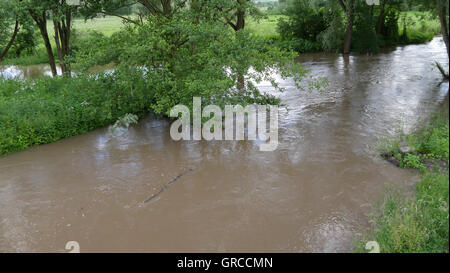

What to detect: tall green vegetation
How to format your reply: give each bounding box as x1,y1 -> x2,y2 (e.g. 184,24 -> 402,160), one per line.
355,113 -> 449,253
277,0 -> 444,54
73,0 -> 307,114
19,0 -> 78,76
1,0 -> 39,63
0,73 -> 154,156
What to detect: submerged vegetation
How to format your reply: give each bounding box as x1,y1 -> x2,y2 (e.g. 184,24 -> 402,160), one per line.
356,113 -> 449,253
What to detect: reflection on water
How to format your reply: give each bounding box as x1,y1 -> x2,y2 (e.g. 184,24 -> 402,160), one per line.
0,38 -> 448,252
0,64 -> 62,80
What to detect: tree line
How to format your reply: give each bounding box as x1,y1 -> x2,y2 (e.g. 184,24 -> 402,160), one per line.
277,0 -> 449,56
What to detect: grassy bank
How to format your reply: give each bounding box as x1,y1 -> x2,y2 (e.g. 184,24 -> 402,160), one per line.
355,113 -> 449,253
0,73 -> 154,156
0,16 -> 126,66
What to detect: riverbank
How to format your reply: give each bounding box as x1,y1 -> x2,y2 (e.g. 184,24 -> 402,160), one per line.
355,111 -> 449,253
1,35 -> 447,252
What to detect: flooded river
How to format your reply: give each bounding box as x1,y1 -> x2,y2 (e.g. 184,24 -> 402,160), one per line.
0,38 -> 448,252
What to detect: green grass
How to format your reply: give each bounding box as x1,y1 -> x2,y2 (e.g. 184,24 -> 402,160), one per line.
355,113 -> 449,253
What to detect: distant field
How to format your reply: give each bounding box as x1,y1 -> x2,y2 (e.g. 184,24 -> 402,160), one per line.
48,16 -> 129,36
247,15 -> 284,38
45,12 -> 436,39
62,15 -> 284,38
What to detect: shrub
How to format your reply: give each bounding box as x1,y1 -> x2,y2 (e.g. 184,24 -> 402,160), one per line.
0,71 -> 155,156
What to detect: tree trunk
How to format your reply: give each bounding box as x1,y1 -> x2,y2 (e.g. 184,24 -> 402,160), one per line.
227,0 -> 248,31
30,10 -> 57,76
236,8 -> 245,31
232,0 -> 247,91
343,0 -> 354,54
162,0 -> 172,15
138,0 -> 172,16
0,20 -> 20,62
53,8 -> 72,76
376,0 -> 386,35
437,0 -> 449,59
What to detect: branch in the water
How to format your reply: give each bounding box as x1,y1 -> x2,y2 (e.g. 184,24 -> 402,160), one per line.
143,168 -> 194,203
435,61 -> 449,80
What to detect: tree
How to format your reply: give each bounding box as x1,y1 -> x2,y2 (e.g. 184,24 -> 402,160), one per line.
73,0 -> 308,115
22,0 -> 59,76
80,0 -> 176,21
51,1 -> 76,75
0,1 -> 20,62
412,0 -> 449,59
436,0 -> 449,59
278,0 -> 327,41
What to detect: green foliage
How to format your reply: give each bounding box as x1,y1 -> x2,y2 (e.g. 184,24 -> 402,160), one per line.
352,2 -> 379,54
275,37 -> 322,53
0,71 -> 155,156
400,153 -> 426,172
247,15 -> 284,39
278,0 -> 326,41
0,0 -> 17,57
416,115 -> 449,160
382,112 -> 449,173
69,30 -> 119,68
317,2 -> 344,53
2,2 -> 309,155
277,0 -> 326,52
404,29 -> 434,44
8,23 -> 38,57
108,113 -> 139,134
356,113 -> 449,253
0,47 -> 48,65
72,8 -> 307,116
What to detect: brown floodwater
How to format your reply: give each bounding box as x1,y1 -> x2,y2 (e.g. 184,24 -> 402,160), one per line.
0,38 -> 448,253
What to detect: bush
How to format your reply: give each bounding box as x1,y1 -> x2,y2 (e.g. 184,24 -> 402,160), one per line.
352,2 -> 380,53
405,29 -> 434,44
0,71 -> 155,156
277,0 -> 326,52
275,37 -> 322,53
8,23 -> 38,57
278,1 -> 326,41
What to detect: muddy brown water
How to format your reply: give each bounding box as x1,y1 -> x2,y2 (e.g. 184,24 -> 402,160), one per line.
0,38 -> 449,252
